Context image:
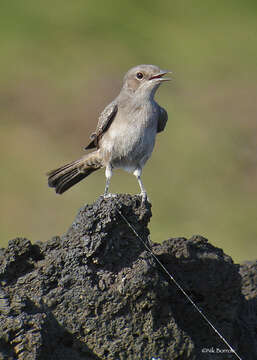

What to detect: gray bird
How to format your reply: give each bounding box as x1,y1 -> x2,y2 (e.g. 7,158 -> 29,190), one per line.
47,64 -> 170,201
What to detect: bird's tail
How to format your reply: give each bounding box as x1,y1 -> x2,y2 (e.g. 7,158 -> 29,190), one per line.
47,151 -> 103,194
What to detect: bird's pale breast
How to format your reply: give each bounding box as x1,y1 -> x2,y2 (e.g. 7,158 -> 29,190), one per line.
100,101 -> 159,172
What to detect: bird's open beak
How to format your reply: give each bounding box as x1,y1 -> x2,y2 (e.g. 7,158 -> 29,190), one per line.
149,70 -> 172,82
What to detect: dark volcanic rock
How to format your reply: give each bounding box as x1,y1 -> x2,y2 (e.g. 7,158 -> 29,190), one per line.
237,261 -> 257,358
0,194 -> 256,359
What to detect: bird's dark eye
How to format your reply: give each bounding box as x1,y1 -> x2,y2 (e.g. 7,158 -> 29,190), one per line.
136,72 -> 144,79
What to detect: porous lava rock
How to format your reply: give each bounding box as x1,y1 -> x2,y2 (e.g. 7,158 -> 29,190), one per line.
0,194 -> 256,359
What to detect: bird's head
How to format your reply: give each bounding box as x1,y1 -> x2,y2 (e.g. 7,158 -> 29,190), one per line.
122,64 -> 171,99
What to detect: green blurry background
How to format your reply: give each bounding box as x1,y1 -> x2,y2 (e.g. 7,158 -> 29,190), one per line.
1,0 -> 256,262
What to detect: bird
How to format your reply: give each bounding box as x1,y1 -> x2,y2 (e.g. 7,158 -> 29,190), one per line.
47,64 -> 170,201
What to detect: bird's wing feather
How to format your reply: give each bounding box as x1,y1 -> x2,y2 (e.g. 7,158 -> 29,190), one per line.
84,101 -> 118,150
157,106 -> 168,133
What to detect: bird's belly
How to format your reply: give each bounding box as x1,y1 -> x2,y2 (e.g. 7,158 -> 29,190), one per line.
101,121 -> 157,172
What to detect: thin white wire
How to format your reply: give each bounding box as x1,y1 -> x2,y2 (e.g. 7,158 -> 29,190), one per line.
117,208 -> 242,360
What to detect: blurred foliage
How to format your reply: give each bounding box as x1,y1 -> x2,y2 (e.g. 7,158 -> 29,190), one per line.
0,0 -> 256,262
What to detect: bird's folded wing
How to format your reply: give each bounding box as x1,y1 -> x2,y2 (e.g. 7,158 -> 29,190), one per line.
84,101 -> 118,150
157,106 -> 168,133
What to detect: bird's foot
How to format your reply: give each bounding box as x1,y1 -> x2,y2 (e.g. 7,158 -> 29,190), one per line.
103,193 -> 117,199
140,191 -> 149,204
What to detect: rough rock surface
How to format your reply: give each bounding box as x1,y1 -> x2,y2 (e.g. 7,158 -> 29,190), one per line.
0,194 -> 256,360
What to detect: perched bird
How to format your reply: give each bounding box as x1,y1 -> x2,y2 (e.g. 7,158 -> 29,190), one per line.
47,64 -> 170,201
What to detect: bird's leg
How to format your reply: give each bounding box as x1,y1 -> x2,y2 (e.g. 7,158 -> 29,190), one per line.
104,165 -> 113,197
133,168 -> 147,202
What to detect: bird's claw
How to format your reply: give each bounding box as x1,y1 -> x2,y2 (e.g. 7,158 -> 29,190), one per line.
103,193 -> 117,199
